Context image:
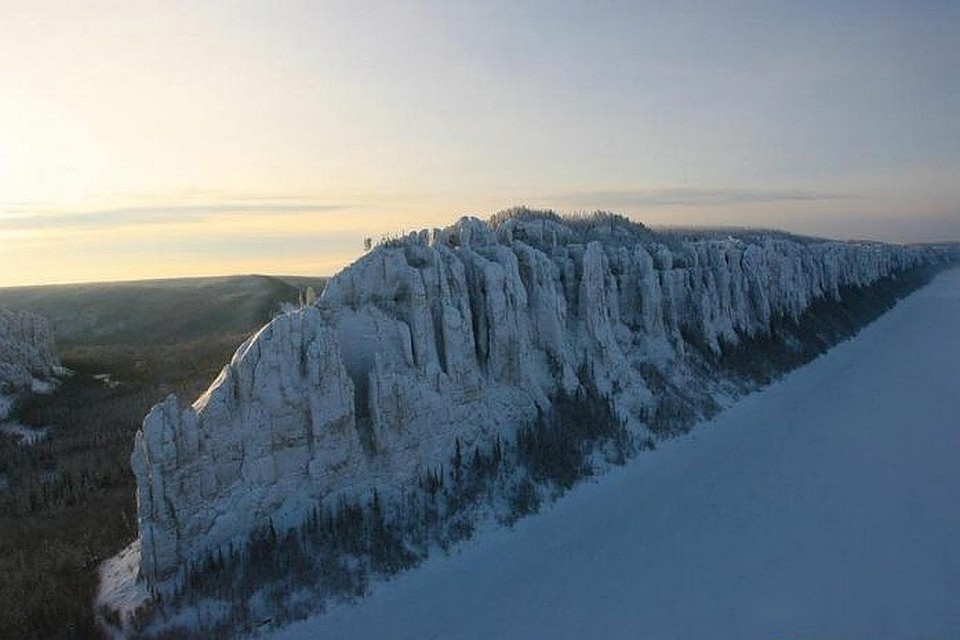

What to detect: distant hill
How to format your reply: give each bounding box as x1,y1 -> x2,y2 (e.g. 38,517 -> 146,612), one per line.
0,275 -> 326,347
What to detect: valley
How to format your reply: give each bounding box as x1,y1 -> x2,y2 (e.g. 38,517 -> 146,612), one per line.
0,275 -> 318,638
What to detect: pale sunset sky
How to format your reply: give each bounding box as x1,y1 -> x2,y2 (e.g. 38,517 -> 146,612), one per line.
1,1 -> 958,286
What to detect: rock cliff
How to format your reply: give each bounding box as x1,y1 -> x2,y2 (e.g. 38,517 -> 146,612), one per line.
0,308 -> 60,415
130,211 -> 951,586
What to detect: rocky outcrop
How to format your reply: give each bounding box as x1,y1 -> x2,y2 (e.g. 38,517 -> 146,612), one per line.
0,309 -> 60,414
130,211 -> 952,586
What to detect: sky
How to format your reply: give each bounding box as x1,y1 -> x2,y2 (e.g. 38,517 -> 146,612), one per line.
1,0 -> 958,286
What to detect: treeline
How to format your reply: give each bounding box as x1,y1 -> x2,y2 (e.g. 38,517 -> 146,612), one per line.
132,385 -> 641,638
0,339 -> 244,640
714,266 -> 942,384
0,364 -> 142,638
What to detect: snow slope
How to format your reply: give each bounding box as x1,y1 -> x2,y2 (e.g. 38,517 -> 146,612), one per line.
270,267 -> 960,640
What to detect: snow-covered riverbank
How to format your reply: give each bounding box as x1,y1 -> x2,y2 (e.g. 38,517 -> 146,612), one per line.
271,267 -> 960,640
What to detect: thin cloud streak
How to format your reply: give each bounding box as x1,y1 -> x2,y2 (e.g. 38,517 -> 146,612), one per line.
552,188 -> 856,209
0,202 -> 352,231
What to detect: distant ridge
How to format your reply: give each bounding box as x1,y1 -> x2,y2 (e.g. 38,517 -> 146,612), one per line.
0,275 -> 325,347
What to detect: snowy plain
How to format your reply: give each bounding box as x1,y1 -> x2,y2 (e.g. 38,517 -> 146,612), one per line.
270,268 -> 960,640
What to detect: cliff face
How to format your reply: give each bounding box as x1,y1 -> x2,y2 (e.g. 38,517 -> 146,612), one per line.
130,213 -> 948,585
0,308 -> 60,412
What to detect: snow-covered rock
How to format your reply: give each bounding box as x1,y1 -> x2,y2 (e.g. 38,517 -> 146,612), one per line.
0,308 -> 60,418
128,212 -> 952,586
132,307 -> 359,583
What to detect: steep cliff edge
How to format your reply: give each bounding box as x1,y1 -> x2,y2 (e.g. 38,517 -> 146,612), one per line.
0,309 -> 60,417
127,211 -> 953,592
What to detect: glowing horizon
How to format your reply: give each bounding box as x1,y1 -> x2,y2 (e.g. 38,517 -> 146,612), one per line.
2,2 -> 958,287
